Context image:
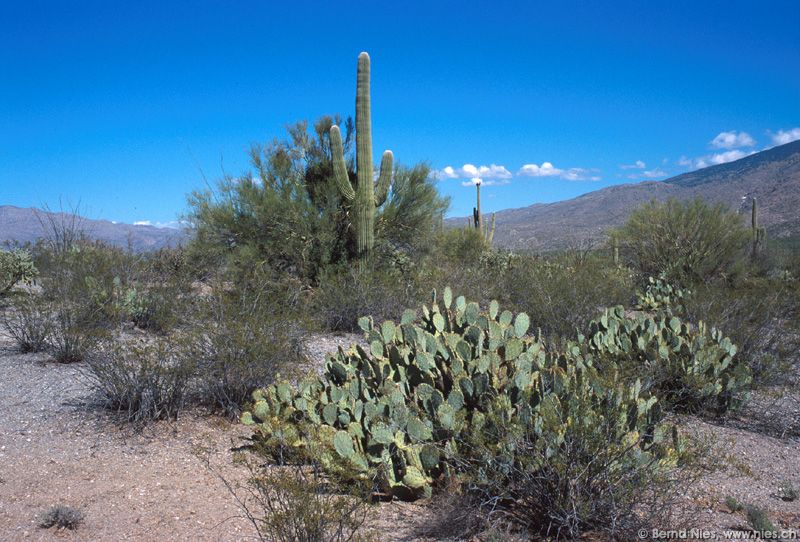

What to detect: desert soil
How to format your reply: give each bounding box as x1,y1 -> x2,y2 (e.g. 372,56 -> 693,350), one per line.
1,328 -> 798,541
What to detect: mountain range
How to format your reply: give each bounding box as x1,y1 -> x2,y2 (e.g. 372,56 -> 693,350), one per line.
460,139 -> 800,250
2,140 -> 799,253
0,206 -> 185,252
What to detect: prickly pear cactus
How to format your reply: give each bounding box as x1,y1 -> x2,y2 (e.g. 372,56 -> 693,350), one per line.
242,288 -> 698,500
587,305 -> 751,412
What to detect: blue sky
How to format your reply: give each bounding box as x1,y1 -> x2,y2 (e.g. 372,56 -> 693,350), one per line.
1,1 -> 799,226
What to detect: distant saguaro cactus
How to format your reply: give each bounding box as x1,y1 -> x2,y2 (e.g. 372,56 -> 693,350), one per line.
330,52 -> 394,267
751,197 -> 766,258
471,181 -> 495,244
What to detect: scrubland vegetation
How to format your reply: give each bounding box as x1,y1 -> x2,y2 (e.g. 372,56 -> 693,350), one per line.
2,53 -> 799,540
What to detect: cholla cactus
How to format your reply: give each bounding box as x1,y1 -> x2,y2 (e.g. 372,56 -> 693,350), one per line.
330,52 -> 394,268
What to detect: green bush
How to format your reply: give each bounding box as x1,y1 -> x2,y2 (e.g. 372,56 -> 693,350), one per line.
616,198 -> 749,284
683,279 -> 798,386
0,248 -> 38,295
186,117 -> 448,283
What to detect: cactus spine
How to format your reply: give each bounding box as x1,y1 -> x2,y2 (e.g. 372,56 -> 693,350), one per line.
330,52 -> 394,267
470,181 -> 495,243
751,197 -> 766,258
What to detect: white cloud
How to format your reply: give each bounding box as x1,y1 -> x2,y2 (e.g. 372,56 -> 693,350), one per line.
769,127 -> 800,146
437,163 -> 513,186
710,131 -> 755,149
709,149 -> 749,165
620,160 -> 646,170
677,149 -> 754,170
518,162 -> 599,181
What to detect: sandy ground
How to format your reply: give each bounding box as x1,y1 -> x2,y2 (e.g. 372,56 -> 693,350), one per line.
1,328 -> 798,541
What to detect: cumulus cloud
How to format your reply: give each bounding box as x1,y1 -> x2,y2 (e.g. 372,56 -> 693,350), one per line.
769,128 -> 800,146
437,163 -> 513,186
518,162 -> 599,181
678,149 -> 754,170
620,160 -> 646,170
710,131 -> 755,149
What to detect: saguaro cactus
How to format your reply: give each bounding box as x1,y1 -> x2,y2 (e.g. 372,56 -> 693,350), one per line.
471,181 -> 495,244
751,197 -> 766,258
330,52 -> 394,267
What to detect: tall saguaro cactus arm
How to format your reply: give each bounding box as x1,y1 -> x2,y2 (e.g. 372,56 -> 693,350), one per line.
375,151 -> 393,206
330,126 -> 355,201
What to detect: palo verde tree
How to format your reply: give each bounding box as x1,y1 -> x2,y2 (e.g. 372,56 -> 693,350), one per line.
186,55 -> 448,281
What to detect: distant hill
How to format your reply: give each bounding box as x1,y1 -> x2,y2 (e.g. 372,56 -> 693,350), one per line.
452,139 -> 800,251
0,206 -> 187,252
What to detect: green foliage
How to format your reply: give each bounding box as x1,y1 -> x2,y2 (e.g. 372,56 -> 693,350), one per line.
243,288 -> 737,509
496,255 -> 634,340
186,53 -> 448,280
683,279 -> 799,386
0,248 -> 38,295
616,198 -> 750,283
313,265 -> 423,332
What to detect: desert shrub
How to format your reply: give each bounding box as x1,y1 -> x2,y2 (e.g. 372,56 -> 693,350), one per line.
745,505 -> 776,532
222,457 -> 373,542
0,248 -> 38,295
47,299 -> 106,363
435,227 -> 490,266
191,276 -> 311,417
683,279 -> 798,386
449,392 -> 681,539
312,265 -> 423,332
777,480 -> 798,502
1,293 -> 52,353
725,496 -> 744,512
616,198 -> 749,284
38,505 -> 83,530
83,338 -> 194,423
497,255 -> 633,340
